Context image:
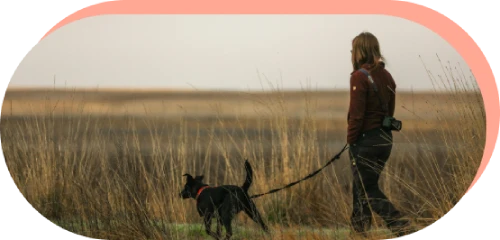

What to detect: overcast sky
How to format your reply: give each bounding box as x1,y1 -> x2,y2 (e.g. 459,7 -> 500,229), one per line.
9,14 -> 471,91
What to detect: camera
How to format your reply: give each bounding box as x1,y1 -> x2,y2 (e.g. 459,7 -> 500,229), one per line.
382,116 -> 402,132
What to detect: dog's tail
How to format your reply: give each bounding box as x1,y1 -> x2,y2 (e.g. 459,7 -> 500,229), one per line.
242,160 -> 253,192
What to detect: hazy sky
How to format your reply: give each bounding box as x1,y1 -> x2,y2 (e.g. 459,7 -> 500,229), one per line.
10,14 -> 470,91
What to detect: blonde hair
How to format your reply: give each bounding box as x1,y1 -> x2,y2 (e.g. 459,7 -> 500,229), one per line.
351,32 -> 385,72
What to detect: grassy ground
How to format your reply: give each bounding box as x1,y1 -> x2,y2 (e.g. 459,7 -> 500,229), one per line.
1,64 -> 485,239
51,220 -> 393,240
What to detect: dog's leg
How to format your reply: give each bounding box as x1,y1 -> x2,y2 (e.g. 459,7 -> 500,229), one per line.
220,198 -> 236,240
221,216 -> 233,240
216,217 -> 223,239
244,201 -> 269,233
212,209 -> 223,239
204,214 -> 218,239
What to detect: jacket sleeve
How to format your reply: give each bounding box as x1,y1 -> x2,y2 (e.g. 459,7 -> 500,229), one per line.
387,72 -> 396,117
347,72 -> 368,144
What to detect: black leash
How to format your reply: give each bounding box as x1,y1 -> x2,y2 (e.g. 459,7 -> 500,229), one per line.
249,143 -> 349,199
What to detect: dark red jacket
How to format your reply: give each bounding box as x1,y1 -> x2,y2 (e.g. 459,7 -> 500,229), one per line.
347,62 -> 396,144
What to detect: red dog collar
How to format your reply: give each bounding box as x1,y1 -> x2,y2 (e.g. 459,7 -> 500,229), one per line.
196,186 -> 210,200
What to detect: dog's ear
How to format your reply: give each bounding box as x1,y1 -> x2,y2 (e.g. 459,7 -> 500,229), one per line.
194,175 -> 204,182
183,174 -> 193,181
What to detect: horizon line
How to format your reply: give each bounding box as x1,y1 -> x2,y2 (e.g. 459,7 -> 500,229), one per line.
6,86 -> 475,94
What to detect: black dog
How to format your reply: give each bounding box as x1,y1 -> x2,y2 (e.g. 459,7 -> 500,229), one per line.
180,160 -> 269,239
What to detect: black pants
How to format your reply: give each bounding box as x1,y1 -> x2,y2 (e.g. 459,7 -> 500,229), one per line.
349,128 -> 408,233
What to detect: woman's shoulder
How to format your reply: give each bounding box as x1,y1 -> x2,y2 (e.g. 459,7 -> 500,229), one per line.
350,69 -> 367,78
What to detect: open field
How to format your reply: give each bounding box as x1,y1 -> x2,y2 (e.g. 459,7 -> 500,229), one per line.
0,83 -> 486,239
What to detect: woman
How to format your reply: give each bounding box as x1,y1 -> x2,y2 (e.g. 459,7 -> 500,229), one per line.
347,32 -> 412,237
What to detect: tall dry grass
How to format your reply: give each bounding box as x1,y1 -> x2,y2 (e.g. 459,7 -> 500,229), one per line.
1,60 -> 485,240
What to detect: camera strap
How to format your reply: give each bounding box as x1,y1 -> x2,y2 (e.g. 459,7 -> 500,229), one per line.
358,68 -> 389,115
